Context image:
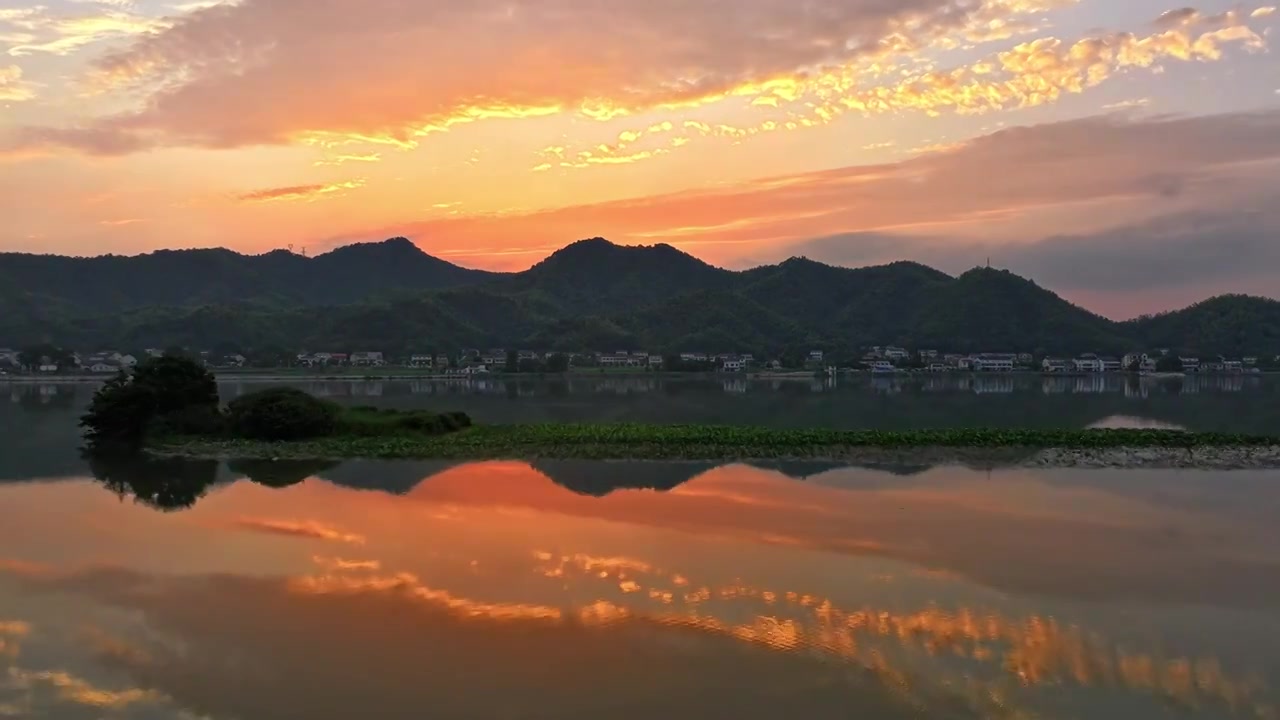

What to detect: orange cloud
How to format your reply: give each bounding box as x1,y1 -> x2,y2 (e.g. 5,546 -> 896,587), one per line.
233,517 -> 366,545
15,0 -> 1091,153
517,8 -> 1266,171
236,179 -> 365,204
311,556 -> 381,572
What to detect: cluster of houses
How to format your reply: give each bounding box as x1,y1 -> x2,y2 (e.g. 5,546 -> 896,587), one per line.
1041,352 -> 1261,374
0,348 -> 152,374
2,343 -> 1275,376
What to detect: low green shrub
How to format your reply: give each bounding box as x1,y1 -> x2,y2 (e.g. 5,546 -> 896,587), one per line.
153,404 -> 228,436
226,388 -> 339,441
334,407 -> 472,437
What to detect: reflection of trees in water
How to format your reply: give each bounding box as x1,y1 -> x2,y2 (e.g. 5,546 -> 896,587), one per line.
85,452 -> 220,511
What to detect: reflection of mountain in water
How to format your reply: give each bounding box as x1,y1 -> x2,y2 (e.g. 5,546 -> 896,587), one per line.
319,460 -> 466,494
530,460 -> 717,496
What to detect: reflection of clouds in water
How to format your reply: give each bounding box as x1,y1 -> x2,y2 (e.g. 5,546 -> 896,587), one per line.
1,553 -> 1276,720
528,551 -> 1274,717
232,517 -> 366,545
0,618 -> 174,719
1087,415 -> 1190,430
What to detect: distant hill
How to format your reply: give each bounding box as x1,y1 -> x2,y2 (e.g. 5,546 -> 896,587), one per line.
2,237 -> 1278,357
1122,295 -> 1280,357
0,237 -> 498,313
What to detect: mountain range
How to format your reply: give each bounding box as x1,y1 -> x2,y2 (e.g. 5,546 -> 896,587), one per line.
2,237 -> 1278,357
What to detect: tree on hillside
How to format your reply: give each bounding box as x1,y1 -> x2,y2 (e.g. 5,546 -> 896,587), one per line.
506,349 -> 519,372
1155,355 -> 1184,373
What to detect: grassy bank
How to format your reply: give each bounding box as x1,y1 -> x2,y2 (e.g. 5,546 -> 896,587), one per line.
153,424 -> 1280,461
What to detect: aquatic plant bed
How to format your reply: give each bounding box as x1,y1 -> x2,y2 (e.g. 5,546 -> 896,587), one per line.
153,425 -> 1280,468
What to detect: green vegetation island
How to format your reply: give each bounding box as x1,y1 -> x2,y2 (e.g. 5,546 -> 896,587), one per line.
81,356 -> 1280,470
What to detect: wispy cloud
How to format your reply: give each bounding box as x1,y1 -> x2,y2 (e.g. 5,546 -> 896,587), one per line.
236,179 -> 365,204
0,64 -> 35,101
2,6 -> 167,57
233,517 -> 367,544
312,556 -> 381,572
312,153 -> 381,167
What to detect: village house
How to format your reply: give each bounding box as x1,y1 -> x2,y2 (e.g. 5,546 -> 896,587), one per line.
883,347 -> 909,361
680,352 -> 709,363
919,350 -> 939,360
1099,357 -> 1122,372
1181,357 -> 1201,372
600,352 -> 645,367
408,354 -> 435,368
1042,358 -> 1069,373
350,351 -> 385,367
1016,352 -> 1034,363
1074,355 -> 1102,372
927,362 -> 949,372
808,350 -> 825,363
1244,356 -> 1259,366
648,354 -> 664,368
88,361 -> 119,373
447,365 -> 489,377
1122,352 -> 1149,369
722,357 -> 745,372
974,356 -> 1015,372
1224,359 -> 1244,372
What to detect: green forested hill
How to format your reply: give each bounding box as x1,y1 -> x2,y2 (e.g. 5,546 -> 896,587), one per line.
2,237 -> 1278,358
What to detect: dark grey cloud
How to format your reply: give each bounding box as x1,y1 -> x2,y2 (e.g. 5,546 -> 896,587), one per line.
782,201 -> 1280,303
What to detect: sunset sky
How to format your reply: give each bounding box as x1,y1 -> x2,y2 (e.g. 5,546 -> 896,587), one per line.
2,0 -> 1279,316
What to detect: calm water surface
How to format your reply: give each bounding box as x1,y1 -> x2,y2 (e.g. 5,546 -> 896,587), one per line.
2,380 -> 1279,719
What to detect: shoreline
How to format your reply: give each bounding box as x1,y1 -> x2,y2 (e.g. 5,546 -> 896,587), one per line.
148,443 -> 1280,469
148,426 -> 1280,469
4,369 -> 1276,384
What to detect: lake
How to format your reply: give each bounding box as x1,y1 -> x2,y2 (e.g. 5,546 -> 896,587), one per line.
2,378 -> 1279,719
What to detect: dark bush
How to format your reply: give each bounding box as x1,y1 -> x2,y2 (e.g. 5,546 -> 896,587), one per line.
152,404 -> 228,436
81,356 -> 220,451
227,388 -> 339,441
133,355 -> 219,416
444,411 -> 472,429
387,410 -> 472,435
